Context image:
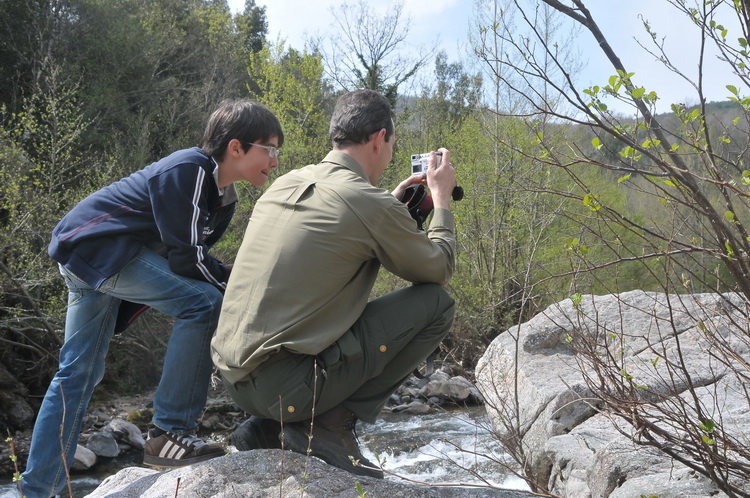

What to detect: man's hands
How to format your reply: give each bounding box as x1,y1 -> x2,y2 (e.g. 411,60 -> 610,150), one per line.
425,148 -> 456,210
391,173 -> 426,201
392,148 -> 456,210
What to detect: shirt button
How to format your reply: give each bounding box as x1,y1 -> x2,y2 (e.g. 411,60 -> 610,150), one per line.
379,345 -> 387,352
287,406 -> 295,413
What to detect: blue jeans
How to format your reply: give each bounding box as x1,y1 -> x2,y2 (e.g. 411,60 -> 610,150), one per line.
21,248 -> 223,498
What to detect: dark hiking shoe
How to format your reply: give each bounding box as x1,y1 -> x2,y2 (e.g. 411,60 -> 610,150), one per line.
231,416 -> 283,450
282,405 -> 384,479
143,429 -> 225,468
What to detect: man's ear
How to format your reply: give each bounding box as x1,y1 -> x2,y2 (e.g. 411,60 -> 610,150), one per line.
371,128 -> 387,153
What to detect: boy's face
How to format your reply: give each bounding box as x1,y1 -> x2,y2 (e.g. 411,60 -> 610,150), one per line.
240,136 -> 280,187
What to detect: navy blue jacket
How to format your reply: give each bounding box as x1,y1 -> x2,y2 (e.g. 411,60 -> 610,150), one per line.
49,147 -> 235,291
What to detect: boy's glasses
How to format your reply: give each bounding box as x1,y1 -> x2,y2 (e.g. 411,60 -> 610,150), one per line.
249,143 -> 281,159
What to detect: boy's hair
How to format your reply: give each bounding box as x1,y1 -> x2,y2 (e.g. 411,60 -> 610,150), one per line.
329,90 -> 394,148
201,99 -> 284,160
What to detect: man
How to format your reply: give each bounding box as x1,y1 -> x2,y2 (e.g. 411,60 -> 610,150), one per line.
21,99 -> 284,497
212,89 -> 456,479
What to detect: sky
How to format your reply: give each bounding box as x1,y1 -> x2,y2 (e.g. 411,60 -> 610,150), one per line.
228,0 -> 740,114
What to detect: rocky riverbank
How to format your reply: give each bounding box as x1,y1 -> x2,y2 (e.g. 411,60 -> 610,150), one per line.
476,290 -> 750,497
1,361 -> 483,482
86,448 -> 532,498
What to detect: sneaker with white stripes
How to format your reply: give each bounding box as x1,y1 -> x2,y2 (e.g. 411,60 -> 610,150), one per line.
143,428 -> 225,468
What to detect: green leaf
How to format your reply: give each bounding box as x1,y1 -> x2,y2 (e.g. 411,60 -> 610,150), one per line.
592,137 -> 603,150
570,293 -> 583,307
702,435 -> 717,445
619,145 -> 642,160
698,419 -> 715,432
725,241 -> 735,258
583,194 -> 601,211
355,481 -> 367,497
617,173 -> 632,183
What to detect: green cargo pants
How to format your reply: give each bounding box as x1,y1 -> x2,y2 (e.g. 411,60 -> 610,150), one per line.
223,283 -> 455,424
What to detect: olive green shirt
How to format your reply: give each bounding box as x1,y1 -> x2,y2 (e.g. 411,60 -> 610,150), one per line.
211,151 -> 456,384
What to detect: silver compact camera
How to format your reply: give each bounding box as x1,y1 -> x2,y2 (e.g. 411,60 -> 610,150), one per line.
410,152 -> 442,175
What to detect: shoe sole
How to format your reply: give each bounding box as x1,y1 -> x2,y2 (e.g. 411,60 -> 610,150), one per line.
282,424 -> 383,479
231,421 -> 283,451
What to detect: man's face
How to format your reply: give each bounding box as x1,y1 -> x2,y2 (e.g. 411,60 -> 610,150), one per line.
240,136 -> 280,187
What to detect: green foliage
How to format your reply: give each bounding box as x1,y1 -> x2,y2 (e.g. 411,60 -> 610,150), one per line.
355,481 -> 368,497
247,42 -> 331,168
5,436 -> 23,491
212,41 -> 333,256
0,65 -> 96,387
474,1 -> 750,493
0,0 -> 273,394
126,408 -> 154,425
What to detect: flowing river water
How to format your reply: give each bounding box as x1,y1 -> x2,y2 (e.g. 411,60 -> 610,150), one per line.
1,406 -> 530,497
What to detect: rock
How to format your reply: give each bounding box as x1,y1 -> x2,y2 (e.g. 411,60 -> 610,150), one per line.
72,444 -> 98,471
102,418 -> 144,450
0,362 -> 35,432
85,450 -> 536,497
476,290 -> 748,497
419,375 -> 481,402
388,364 -> 483,412
403,401 -> 433,415
86,432 -> 120,458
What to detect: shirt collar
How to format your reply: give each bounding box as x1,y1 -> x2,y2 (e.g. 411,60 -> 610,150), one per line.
320,150 -> 370,183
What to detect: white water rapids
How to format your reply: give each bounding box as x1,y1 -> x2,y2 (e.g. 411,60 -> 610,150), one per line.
1,407 -> 530,496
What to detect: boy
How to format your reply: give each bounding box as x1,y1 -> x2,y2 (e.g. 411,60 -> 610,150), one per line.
21,99 -> 283,497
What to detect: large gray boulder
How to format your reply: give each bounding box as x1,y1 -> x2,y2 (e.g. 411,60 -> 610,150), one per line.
476,290 -> 750,497
85,449 -> 535,497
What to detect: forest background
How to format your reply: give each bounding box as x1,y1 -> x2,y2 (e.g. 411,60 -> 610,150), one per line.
2,0 -> 750,493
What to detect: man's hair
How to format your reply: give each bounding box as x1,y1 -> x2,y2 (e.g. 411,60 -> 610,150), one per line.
329,90 -> 394,148
201,99 -> 284,160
